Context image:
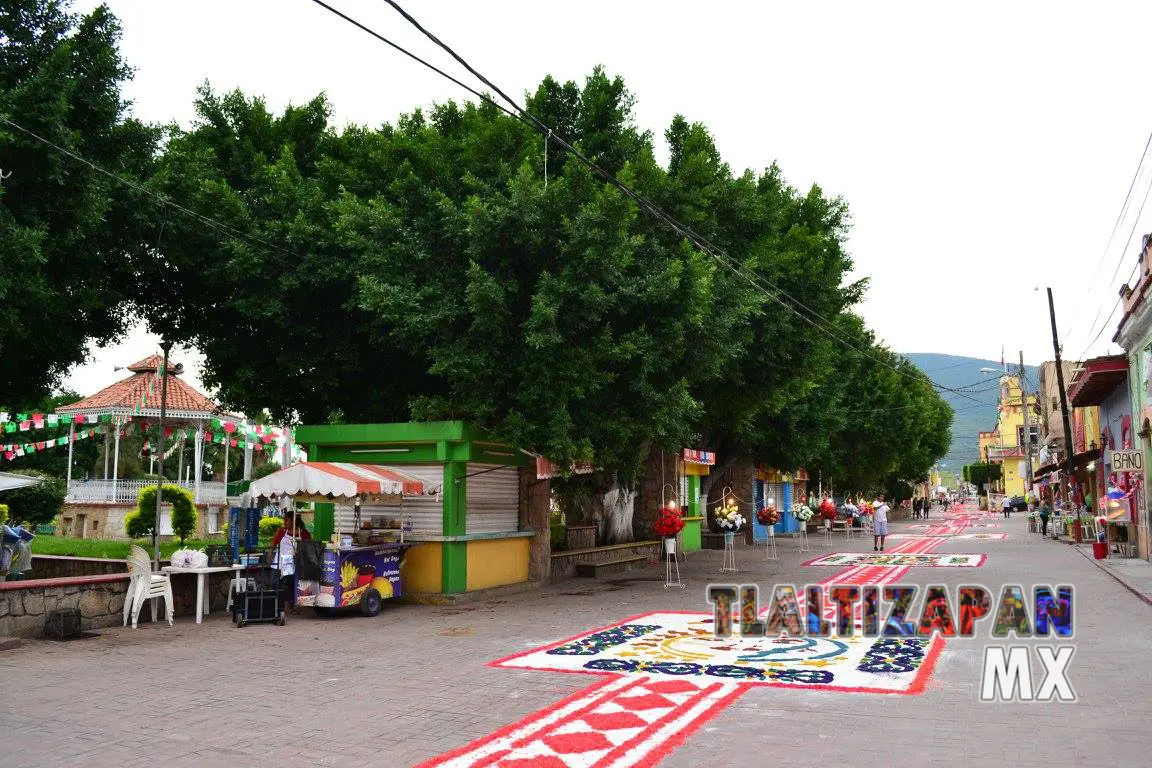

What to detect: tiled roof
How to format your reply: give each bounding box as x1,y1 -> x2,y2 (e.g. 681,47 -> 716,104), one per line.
57,362 -> 219,415
127,355 -> 164,372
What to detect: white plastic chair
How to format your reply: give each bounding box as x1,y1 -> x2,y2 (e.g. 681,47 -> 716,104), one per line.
125,546 -> 174,628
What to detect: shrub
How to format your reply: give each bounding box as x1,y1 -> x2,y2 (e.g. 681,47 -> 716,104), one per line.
0,503 -> 8,525
251,462 -> 282,480
126,484 -> 199,545
0,471 -> 67,526
259,516 -> 284,538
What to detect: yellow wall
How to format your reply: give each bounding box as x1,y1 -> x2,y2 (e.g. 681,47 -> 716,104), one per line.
402,542 -> 442,594
466,537 -> 529,590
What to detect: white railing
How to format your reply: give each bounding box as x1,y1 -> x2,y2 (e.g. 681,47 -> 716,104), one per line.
66,479 -> 228,505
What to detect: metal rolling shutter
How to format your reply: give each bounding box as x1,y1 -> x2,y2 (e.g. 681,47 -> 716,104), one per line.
331,464 -> 446,535
466,464 -> 520,534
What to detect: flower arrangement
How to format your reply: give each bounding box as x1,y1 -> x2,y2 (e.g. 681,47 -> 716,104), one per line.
756,504 -> 779,526
818,498 -> 837,521
714,501 -> 746,532
792,503 -> 814,523
654,505 -> 685,538
841,501 -> 859,519
859,501 -> 874,517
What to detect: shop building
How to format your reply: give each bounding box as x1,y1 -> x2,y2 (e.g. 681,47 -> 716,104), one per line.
293,421 -> 543,596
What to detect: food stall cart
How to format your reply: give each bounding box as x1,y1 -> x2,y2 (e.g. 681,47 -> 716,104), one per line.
248,462 -> 428,617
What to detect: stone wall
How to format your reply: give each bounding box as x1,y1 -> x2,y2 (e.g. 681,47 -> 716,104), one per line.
31,555 -> 128,579
518,467 -> 552,583
0,568 -> 243,638
0,575 -> 130,638
60,503 -> 226,540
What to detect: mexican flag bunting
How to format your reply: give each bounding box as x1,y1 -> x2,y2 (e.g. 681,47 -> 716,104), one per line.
19,421 -> 30,431
0,413 -> 7,423
46,414 -> 58,427
16,413 -> 28,422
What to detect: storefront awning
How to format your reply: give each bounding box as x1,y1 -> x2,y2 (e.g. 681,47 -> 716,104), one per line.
1071,448 -> 1102,471
682,449 -> 716,465
535,458 -> 596,479
248,462 -> 428,499
1069,355 -> 1128,407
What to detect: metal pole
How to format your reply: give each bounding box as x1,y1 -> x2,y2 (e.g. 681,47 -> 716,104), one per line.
194,420 -> 203,503
1019,351 -> 1034,493
65,421 -> 74,488
1048,288 -> 1077,506
112,417 -> 121,504
152,344 -> 171,571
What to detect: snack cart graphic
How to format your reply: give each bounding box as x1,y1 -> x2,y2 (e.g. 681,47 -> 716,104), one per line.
296,542 -> 411,617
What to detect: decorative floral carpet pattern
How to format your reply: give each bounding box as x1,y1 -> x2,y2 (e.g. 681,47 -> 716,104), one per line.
801,552 -> 987,568
494,612 -> 942,694
416,510 -> 983,768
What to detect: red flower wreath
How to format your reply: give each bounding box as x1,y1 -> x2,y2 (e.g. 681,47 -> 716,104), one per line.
756,505 -> 780,526
654,506 -> 685,537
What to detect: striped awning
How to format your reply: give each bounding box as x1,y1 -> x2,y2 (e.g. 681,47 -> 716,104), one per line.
682,449 -> 716,465
535,458 -> 596,479
248,462 -> 427,499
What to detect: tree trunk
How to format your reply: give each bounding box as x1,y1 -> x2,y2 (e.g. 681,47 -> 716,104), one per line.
594,474 -> 637,544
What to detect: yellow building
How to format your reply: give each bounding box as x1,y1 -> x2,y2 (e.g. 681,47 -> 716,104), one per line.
986,375 -> 1040,497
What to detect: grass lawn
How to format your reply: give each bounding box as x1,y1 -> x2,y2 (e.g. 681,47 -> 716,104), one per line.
32,536 -> 231,560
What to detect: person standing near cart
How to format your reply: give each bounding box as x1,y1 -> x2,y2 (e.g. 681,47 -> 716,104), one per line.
272,511 -> 310,613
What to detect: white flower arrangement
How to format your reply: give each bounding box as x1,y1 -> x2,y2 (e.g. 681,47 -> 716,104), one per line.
792,503 -> 814,522
713,502 -> 746,532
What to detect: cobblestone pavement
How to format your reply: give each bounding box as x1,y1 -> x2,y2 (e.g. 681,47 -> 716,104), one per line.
3,507 -> 1151,768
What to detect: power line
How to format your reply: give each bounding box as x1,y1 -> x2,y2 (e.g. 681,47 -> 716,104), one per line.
312,0 -> 988,405
1076,180 -> 1152,361
0,116 -> 295,257
1072,129 -> 1152,353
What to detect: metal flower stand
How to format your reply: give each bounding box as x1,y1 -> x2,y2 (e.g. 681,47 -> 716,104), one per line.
765,527 -> 778,561
721,531 -> 738,571
664,538 -> 683,588
823,520 -> 833,545
797,524 -> 810,552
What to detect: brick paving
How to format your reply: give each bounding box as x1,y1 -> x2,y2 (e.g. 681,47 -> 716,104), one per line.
3,507 -> 1152,767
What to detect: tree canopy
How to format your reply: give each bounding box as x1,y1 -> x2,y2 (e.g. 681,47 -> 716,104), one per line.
0,0 -> 158,404
1,3 -> 952,537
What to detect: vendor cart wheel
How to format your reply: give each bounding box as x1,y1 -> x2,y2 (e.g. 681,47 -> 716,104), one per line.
360,588 -> 382,617
312,606 -> 334,618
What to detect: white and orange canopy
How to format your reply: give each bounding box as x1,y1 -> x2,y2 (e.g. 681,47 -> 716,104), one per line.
248,462 -> 427,500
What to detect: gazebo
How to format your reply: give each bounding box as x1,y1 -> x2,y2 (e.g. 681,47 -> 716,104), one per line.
56,355 -> 240,506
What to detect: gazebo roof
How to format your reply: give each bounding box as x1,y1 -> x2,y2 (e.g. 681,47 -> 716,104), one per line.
56,356 -> 228,421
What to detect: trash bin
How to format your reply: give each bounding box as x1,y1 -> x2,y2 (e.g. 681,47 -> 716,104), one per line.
1092,541 -> 1108,560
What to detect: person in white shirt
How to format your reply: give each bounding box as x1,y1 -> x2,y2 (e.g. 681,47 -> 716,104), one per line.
873,495 -> 890,551
1002,496 -> 1012,519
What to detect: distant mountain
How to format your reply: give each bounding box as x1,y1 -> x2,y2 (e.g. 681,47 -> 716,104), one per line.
902,353 -> 1039,471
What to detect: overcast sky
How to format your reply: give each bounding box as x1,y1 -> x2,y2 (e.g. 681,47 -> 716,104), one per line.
65,0 -> 1152,398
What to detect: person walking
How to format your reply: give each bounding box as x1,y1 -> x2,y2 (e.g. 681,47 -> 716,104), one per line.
1002,496 -> 1012,519
873,494 -> 890,551
1039,501 -> 1051,536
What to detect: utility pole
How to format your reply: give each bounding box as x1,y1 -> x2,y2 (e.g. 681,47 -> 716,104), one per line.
1047,289 -> 1077,506
1019,351 -> 1034,493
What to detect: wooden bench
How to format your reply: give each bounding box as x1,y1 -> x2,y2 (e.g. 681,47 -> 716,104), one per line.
574,555 -> 649,578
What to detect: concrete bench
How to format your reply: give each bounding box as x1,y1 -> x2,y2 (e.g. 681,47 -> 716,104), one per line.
574,554 -> 648,578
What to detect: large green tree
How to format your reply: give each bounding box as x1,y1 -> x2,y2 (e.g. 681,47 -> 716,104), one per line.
0,0 -> 158,403
141,69 -> 948,541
